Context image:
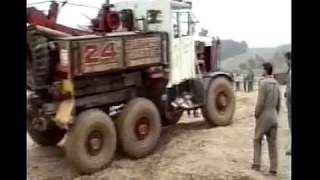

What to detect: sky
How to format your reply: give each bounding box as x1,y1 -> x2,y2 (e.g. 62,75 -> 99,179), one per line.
27,0 -> 291,48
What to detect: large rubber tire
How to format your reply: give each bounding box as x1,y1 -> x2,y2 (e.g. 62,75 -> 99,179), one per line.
27,112 -> 65,146
65,109 -> 117,174
162,110 -> 183,126
27,68 -> 34,90
29,35 -> 51,86
145,79 -> 182,126
202,76 -> 236,126
116,98 -> 161,158
162,78 -> 204,126
27,57 -> 35,91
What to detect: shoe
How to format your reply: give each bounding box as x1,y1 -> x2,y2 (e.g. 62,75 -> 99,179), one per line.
269,170 -> 277,176
286,150 -> 291,156
251,164 -> 260,171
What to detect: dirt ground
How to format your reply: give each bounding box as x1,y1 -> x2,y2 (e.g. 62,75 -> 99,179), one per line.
27,86 -> 291,180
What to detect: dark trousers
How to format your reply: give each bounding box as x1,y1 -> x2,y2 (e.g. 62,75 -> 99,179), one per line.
253,127 -> 278,172
248,81 -> 254,92
235,82 -> 240,91
244,81 -> 248,92
287,100 -> 291,132
187,109 -> 199,117
287,99 -> 291,151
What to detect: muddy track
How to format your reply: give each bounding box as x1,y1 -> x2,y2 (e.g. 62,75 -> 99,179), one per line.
27,87 -> 291,180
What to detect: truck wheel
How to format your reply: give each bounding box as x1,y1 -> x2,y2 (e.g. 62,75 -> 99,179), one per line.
65,109 -> 116,174
27,68 -> 34,90
27,112 -> 65,146
162,109 -> 183,126
144,79 -> 182,126
116,98 -> 161,158
27,58 -> 35,91
29,35 -> 51,86
202,76 -> 235,126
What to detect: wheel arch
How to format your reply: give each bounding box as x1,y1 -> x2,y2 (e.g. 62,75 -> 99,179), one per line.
204,71 -> 233,82
202,72 -> 234,91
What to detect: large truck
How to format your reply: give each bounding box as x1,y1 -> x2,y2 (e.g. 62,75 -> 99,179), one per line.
27,0 -> 236,173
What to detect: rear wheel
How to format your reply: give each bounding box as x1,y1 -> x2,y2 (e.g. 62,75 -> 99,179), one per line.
27,121 -> 65,146
116,98 -> 161,158
202,76 -> 236,126
145,79 -> 183,126
27,110 -> 65,146
26,58 -> 35,91
28,34 -> 51,86
162,109 -> 183,126
65,109 -> 117,174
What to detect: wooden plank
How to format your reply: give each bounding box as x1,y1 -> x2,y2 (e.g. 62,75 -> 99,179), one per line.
125,35 -> 162,67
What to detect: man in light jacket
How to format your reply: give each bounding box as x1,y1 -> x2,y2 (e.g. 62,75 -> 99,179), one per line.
252,62 -> 281,176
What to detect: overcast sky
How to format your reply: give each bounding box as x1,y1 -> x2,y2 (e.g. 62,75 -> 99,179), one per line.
27,0 -> 291,48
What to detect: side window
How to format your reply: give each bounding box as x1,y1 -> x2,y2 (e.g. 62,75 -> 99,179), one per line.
172,12 -> 193,38
172,12 -> 179,38
180,12 -> 190,37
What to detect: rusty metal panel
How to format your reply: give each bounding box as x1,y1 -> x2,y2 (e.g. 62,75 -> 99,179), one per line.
76,37 -> 124,75
125,34 -> 162,67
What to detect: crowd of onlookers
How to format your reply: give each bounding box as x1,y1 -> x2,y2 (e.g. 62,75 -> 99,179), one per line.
232,52 -> 291,176
231,71 -> 257,92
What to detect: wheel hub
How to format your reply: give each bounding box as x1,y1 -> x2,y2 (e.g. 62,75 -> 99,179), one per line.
86,131 -> 104,156
138,124 -> 148,136
216,93 -> 228,112
219,95 -> 227,107
135,118 -> 150,141
32,117 -> 48,132
90,138 -> 102,150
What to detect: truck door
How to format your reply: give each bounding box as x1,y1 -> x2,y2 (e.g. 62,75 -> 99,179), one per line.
179,11 -> 196,79
169,11 -> 196,87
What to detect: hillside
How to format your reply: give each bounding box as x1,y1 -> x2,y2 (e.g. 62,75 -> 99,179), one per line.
221,44 -> 291,74
220,40 -> 248,60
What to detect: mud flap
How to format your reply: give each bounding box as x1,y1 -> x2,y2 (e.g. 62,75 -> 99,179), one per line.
54,99 -> 74,129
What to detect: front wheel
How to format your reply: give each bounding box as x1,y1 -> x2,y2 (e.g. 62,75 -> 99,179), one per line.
65,109 -> 117,174
202,76 -> 236,126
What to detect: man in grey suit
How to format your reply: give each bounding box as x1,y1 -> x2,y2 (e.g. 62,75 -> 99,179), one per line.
252,62 -> 281,176
285,52 -> 291,156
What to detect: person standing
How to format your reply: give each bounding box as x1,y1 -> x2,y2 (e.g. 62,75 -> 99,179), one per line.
243,73 -> 248,92
235,73 -> 241,91
248,69 -> 255,92
252,62 -> 281,176
285,52 -> 291,156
